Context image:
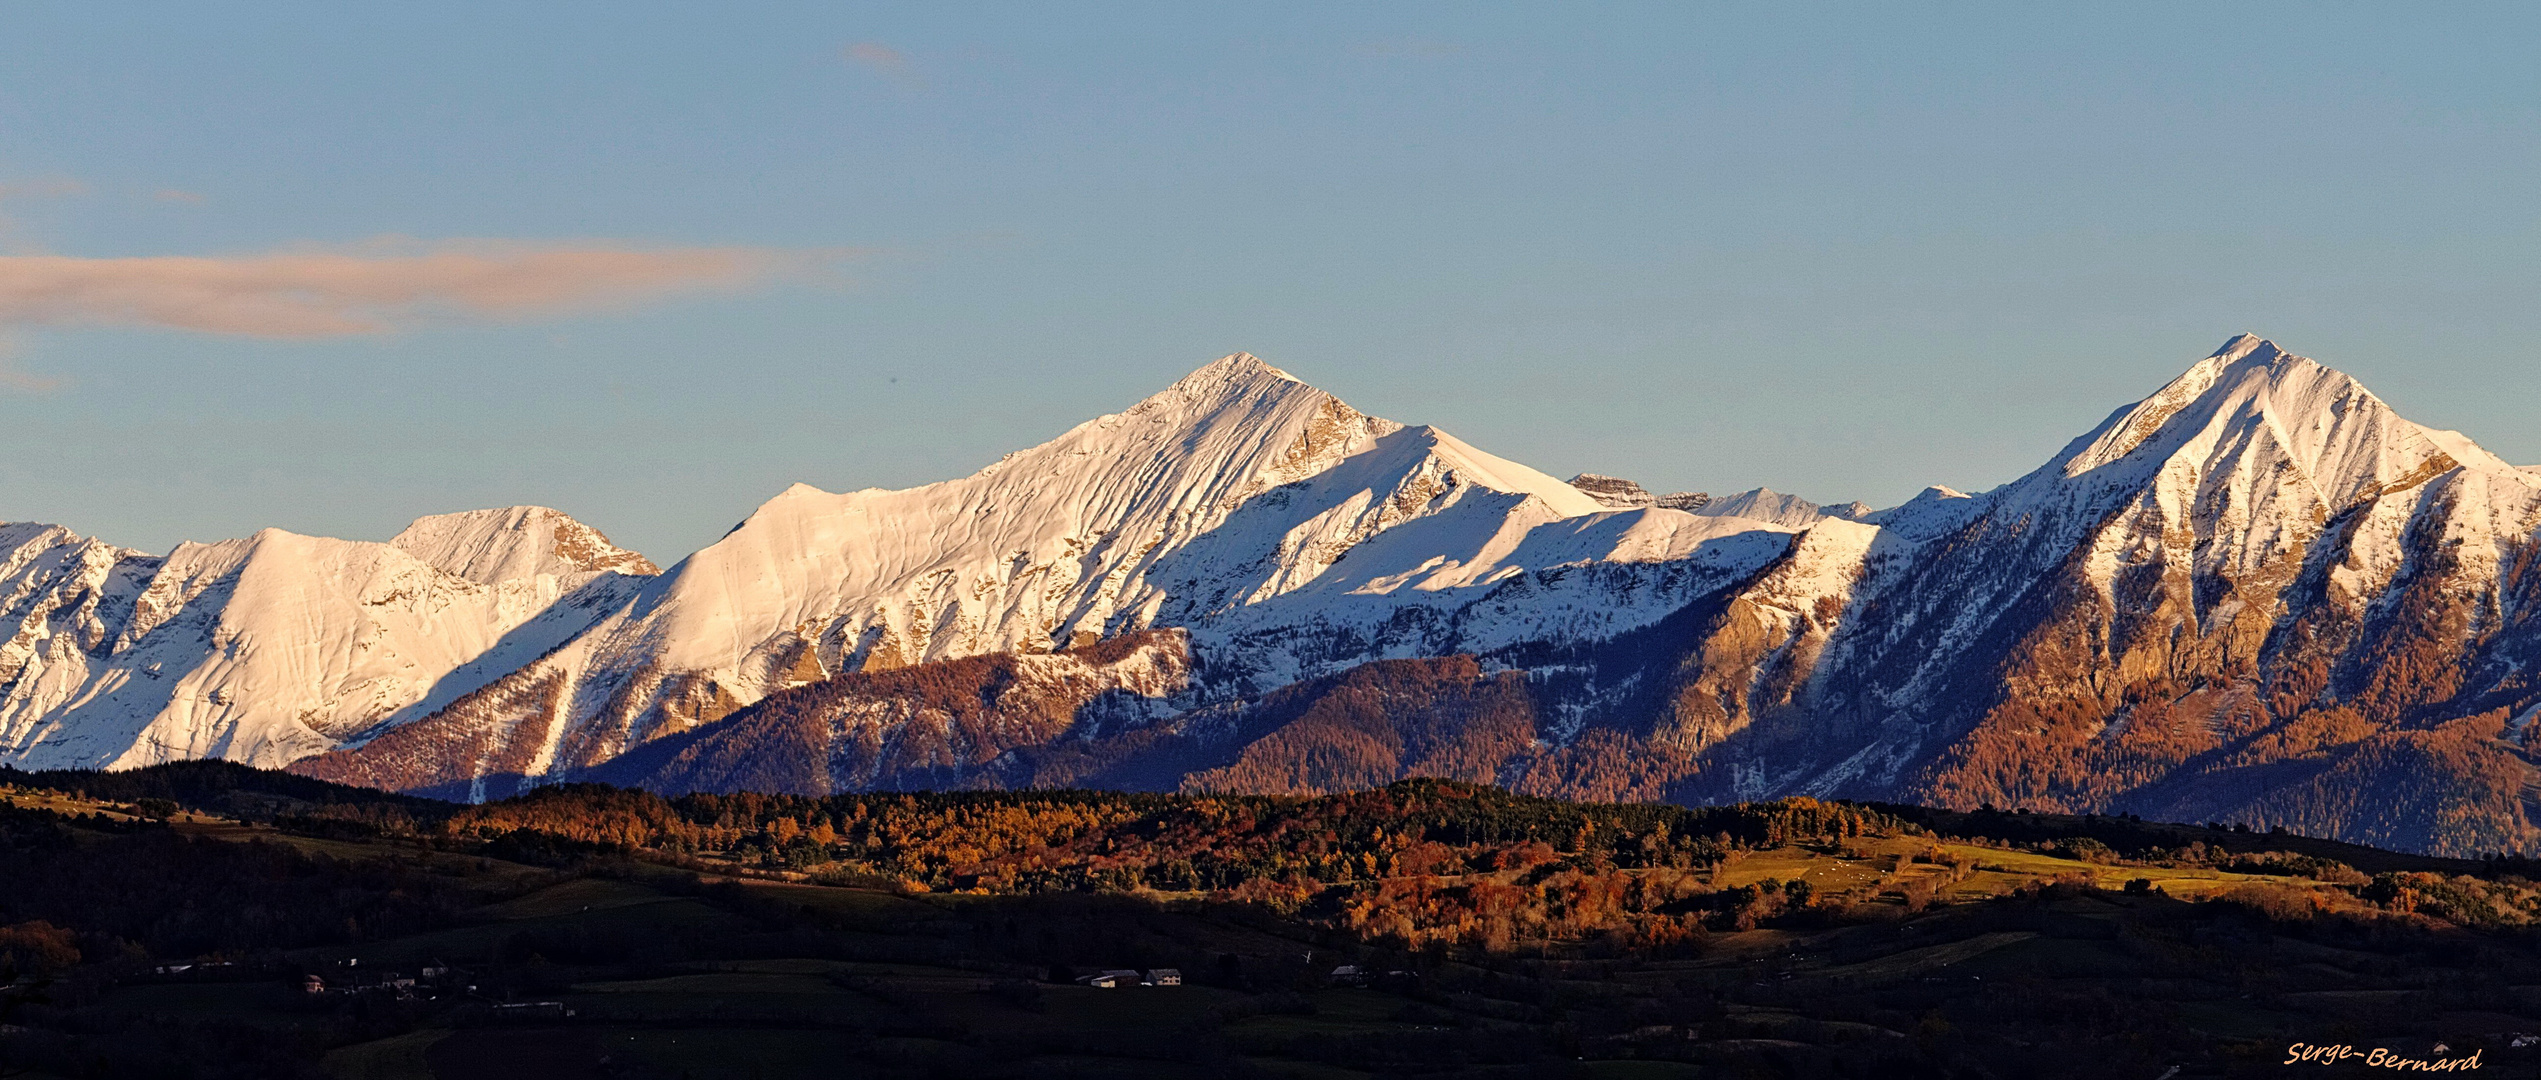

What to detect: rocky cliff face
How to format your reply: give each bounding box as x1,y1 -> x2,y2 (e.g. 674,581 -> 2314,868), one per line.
1567,473 -> 1712,512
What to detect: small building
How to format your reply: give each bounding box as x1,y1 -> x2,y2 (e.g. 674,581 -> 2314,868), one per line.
301,975 -> 326,995
1144,968 -> 1181,987
1077,969 -> 1145,989
1328,965 -> 1370,987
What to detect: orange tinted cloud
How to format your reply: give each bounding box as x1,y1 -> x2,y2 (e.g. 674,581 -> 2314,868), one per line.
845,41 -> 906,70
0,241 -> 834,337
0,356 -> 63,393
0,177 -> 87,202
844,42 -> 922,87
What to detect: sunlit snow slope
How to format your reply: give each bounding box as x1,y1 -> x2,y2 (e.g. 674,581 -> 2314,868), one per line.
322,354 -> 1810,786
0,508 -> 654,769
30,335 -> 2541,857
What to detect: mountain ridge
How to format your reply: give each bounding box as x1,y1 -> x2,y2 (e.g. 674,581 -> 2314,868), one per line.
0,507 -> 655,771
11,334 -> 2541,856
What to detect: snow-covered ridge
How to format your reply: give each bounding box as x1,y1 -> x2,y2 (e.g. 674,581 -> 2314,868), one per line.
1730,333 -> 2541,830
0,508 -> 656,770
25,331 -> 2541,856
260,335 -> 2541,855
1566,473 -> 1712,511
490,354 -> 1808,775
1695,487 -> 1872,529
1971,333 -> 2541,593
393,506 -> 659,584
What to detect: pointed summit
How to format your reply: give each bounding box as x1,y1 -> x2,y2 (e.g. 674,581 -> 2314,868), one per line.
612,351 -> 1403,680
1946,334 -> 2537,596
391,506 -> 658,584
2054,335 -> 2509,501
1187,351 -> 1298,383
1153,352 -> 1302,405
2213,331 -> 2276,363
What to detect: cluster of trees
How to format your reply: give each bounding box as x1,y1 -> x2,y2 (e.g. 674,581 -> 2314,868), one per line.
436,780 -> 1896,893
404,780 -> 1971,950
15,759 -> 2541,957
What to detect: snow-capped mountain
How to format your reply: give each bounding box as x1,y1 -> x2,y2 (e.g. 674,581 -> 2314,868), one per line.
469,334 -> 2538,856
15,335 -> 2541,856
0,508 -> 654,770
1674,334 -> 2541,854
297,355 -> 1809,794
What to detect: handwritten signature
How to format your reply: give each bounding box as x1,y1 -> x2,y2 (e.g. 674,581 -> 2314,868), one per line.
2283,1043 -> 2481,1070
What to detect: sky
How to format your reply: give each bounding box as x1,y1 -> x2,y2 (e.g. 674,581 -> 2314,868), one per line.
1,3 -> 2536,562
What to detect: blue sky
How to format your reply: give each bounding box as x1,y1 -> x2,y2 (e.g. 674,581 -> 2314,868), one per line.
1,3 -> 2536,560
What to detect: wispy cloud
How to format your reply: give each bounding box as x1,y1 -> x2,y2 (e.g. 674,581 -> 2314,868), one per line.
0,176 -> 89,241
0,239 -> 840,337
0,177 -> 88,203
843,42 -> 923,88
0,339 -> 64,394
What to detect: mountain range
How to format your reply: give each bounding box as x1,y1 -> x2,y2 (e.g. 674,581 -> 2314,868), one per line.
6,334 -> 2537,856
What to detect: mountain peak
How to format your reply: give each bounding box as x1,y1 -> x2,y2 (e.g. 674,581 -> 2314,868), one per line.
2055,336 -> 2492,497
1110,353 -> 1327,433
2003,335 -> 2541,593
1694,487 -> 1854,529
1568,472 -> 1656,508
391,506 -> 657,584
2212,332 -> 2278,364
1175,352 -> 1299,389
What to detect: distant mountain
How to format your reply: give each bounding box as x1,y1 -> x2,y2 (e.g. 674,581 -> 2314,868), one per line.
1566,473 -> 1713,512
0,507 -> 652,770
1694,487 -> 1873,529
1566,475 -> 1870,528
14,335 -> 2541,856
